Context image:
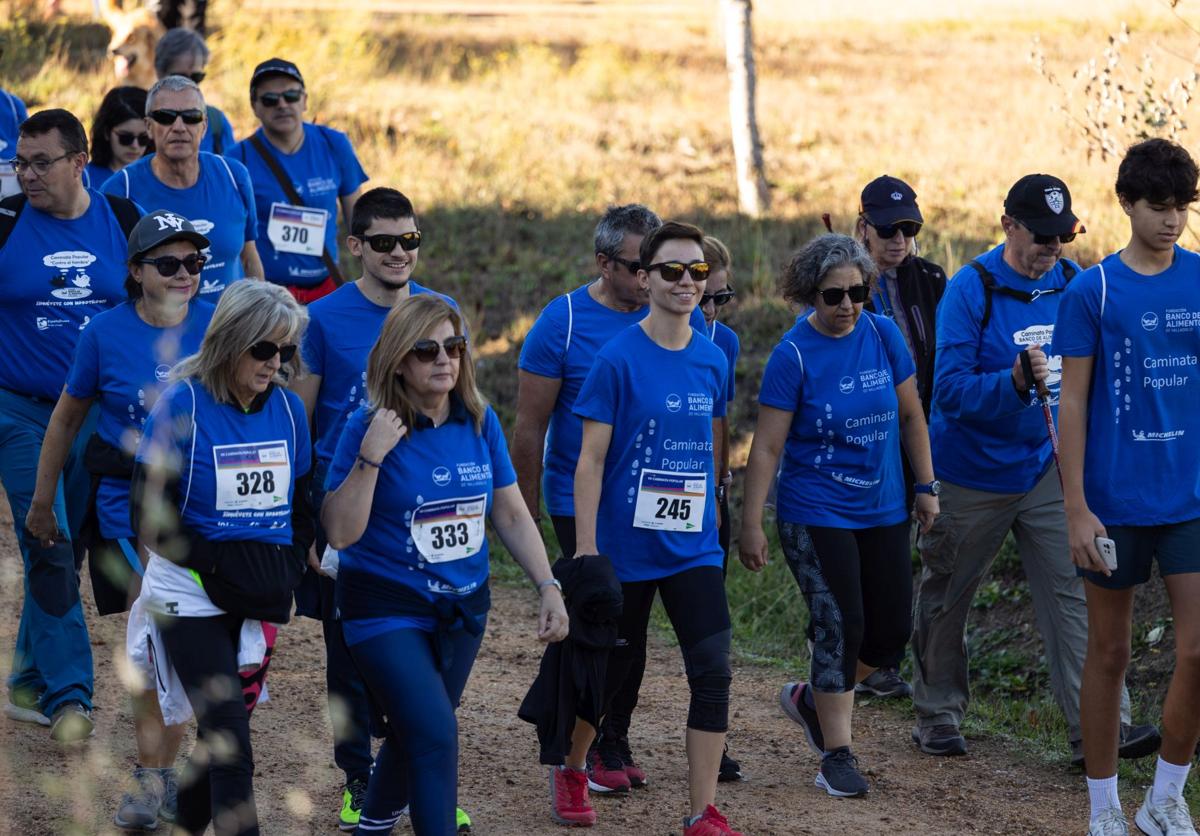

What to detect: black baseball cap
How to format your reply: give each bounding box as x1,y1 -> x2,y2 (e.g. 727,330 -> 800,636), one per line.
860,175 -> 924,226
250,58 -> 305,94
127,210 -> 210,261
1004,174 -> 1083,236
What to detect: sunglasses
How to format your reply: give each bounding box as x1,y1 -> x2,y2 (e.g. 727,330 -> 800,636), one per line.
182,71 -> 206,84
148,108 -> 205,126
114,131 -> 151,148
646,260 -> 711,282
360,231 -> 421,253
409,335 -> 468,362
248,341 -> 298,363
609,254 -> 641,273
818,284 -> 871,306
137,253 -> 207,276
257,89 -> 303,107
1017,220 -> 1078,245
870,220 -> 922,239
701,288 -> 736,307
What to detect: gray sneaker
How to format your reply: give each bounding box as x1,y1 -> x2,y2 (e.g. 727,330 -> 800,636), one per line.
855,667 -> 913,699
1135,787 -> 1198,836
815,747 -> 869,798
3,699 -> 50,727
49,701 -> 93,743
158,768 -> 178,823
113,767 -> 164,832
911,723 -> 967,756
1088,807 -> 1129,835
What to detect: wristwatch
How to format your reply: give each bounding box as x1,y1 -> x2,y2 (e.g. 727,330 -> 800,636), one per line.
537,578 -> 563,595
914,480 -> 942,496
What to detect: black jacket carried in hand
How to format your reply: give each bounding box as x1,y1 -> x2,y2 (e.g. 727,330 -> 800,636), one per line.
519,554 -> 623,765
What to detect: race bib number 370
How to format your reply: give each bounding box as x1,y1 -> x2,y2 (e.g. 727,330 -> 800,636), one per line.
633,469 -> 706,533
412,494 -> 487,563
213,440 -> 291,511
267,202 -> 327,257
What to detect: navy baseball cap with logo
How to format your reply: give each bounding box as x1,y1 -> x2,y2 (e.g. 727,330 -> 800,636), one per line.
860,175 -> 924,226
127,210 -> 210,261
1004,173 -> 1084,237
250,58 -> 305,94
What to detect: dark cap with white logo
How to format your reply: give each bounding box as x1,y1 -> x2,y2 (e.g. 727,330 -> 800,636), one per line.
860,175 -> 924,225
127,210 -> 210,261
1004,173 -> 1084,236
250,58 -> 305,93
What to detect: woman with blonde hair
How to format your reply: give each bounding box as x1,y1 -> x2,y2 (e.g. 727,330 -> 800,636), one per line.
322,294 -> 567,835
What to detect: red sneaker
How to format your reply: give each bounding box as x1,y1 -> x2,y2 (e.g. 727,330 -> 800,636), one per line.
550,766 -> 596,827
586,747 -> 631,794
682,805 -> 743,836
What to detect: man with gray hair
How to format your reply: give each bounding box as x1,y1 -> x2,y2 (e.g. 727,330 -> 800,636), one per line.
101,74 -> 262,300
154,27 -> 235,155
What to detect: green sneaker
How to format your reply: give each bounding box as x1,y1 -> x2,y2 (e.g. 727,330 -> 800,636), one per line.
456,806 -> 472,833
338,777 -> 368,832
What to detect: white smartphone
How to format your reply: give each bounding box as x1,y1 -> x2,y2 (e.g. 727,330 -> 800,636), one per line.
1095,537 -> 1118,572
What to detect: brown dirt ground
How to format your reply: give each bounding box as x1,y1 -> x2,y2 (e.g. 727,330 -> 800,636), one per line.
0,495 -> 1094,836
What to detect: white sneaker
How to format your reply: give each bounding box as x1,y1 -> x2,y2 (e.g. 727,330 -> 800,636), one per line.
1088,808 -> 1129,835
1135,787 -> 1198,836
3,700 -> 50,727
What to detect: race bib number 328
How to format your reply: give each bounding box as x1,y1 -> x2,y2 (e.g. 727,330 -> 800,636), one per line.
213,440 -> 291,511
632,469 -> 706,533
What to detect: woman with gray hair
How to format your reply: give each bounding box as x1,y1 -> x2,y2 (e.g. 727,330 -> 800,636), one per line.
102,74 -> 262,301
154,27 -> 235,155
129,280 -> 314,836
738,233 -> 938,798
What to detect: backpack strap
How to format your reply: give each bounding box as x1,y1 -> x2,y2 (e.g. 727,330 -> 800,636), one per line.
180,380 -> 199,516
206,105 -> 224,155
0,192 -> 138,250
102,193 -> 141,240
0,193 -> 27,251
970,258 -> 1074,332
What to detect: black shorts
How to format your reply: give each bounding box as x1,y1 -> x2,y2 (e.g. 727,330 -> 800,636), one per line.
1079,517 -> 1200,589
89,536 -> 142,615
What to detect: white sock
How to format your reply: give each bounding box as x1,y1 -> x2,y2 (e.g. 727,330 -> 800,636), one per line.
1087,775 -> 1121,821
1152,756 -> 1191,805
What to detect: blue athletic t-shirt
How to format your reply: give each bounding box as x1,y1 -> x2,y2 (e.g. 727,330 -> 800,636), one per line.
227,124 -> 368,288
66,300 -> 214,538
929,245 -> 1078,493
0,190 -> 133,399
573,324 -> 727,582
710,319 -> 740,403
328,402 -> 516,643
83,162 -> 118,191
760,311 -> 915,529
137,381 -> 311,544
100,152 -> 257,300
201,105 -> 236,156
303,281 -> 459,466
0,88 -> 28,200
1057,246 -> 1200,526
518,282 -> 707,517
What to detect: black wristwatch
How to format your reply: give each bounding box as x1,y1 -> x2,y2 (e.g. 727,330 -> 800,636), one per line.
914,480 -> 942,496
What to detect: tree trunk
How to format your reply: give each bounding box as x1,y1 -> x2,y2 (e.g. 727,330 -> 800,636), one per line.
721,0 -> 770,217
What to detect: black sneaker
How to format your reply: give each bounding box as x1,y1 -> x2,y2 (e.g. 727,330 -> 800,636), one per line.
779,681 -> 824,756
815,747 -> 869,798
911,724 -> 967,756
854,667 -> 913,699
718,743 -> 743,782
1118,722 -> 1161,761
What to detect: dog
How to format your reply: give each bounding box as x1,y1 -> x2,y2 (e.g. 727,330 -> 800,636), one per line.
101,0 -> 207,89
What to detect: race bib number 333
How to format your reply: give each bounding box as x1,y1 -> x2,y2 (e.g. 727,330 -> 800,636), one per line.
633,469 -> 706,532
213,440 -> 291,511
412,495 -> 487,563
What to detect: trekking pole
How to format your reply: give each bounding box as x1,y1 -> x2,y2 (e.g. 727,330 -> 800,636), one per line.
1020,349 -> 1062,488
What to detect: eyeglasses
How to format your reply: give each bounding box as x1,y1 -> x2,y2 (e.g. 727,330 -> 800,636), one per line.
609,254 -> 641,273
10,153 -> 73,177
646,260 -> 711,282
137,253 -> 207,276
148,108 -> 205,126
248,341 -> 298,362
409,335 -> 468,362
1016,220 -> 1078,245
870,220 -> 922,239
701,288 -> 736,307
114,131 -> 151,148
359,231 -> 421,253
818,284 -> 871,306
257,89 -> 303,107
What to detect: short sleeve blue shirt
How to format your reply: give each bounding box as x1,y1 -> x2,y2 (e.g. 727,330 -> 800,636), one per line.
227,124 -> 368,288
0,89 -> 28,199
66,301 -> 214,538
573,324 -> 727,582
1056,247 -> 1200,525
101,153 -> 257,300
759,312 -> 915,529
710,319 -> 740,403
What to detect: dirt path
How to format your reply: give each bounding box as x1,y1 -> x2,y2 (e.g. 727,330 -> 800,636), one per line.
0,496 -> 1090,836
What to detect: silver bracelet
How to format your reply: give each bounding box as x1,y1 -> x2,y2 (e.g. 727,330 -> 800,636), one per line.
537,578 -> 563,594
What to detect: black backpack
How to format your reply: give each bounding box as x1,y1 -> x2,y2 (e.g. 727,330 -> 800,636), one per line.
0,192 -> 141,250
967,258 -> 1078,330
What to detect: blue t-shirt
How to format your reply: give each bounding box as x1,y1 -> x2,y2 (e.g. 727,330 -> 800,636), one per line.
0,89 -> 28,200
83,162 -> 117,192
227,124 -> 368,288
137,381 -> 311,544
328,402 -> 516,643
929,245 -> 1077,493
1057,246 -> 1200,525
201,105 -> 236,156
101,153 -> 257,300
759,312 -> 915,529
518,282 -> 707,517
573,324 -> 727,582
0,190 -> 133,399
303,281 -> 459,466
66,301 -> 214,538
710,319 -> 740,403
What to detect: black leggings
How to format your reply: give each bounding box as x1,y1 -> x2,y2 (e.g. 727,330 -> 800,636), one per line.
161,613 -> 258,836
779,520 -> 911,694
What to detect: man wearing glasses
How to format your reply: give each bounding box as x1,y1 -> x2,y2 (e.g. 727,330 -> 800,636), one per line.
0,108 -> 140,742
228,58 -> 368,304
911,174 -> 1158,767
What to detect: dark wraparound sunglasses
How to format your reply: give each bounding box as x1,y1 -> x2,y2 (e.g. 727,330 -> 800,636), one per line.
701,288 -> 736,307
360,231 -> 421,253
137,253 -> 206,276
1017,220 -> 1078,245
115,131 -> 151,148
257,89 -> 304,107
870,220 -> 922,239
249,341 -> 298,362
646,260 -> 711,282
610,254 -> 641,273
410,335 -> 468,362
818,284 -> 871,306
149,108 -> 205,126
182,71 -> 206,84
